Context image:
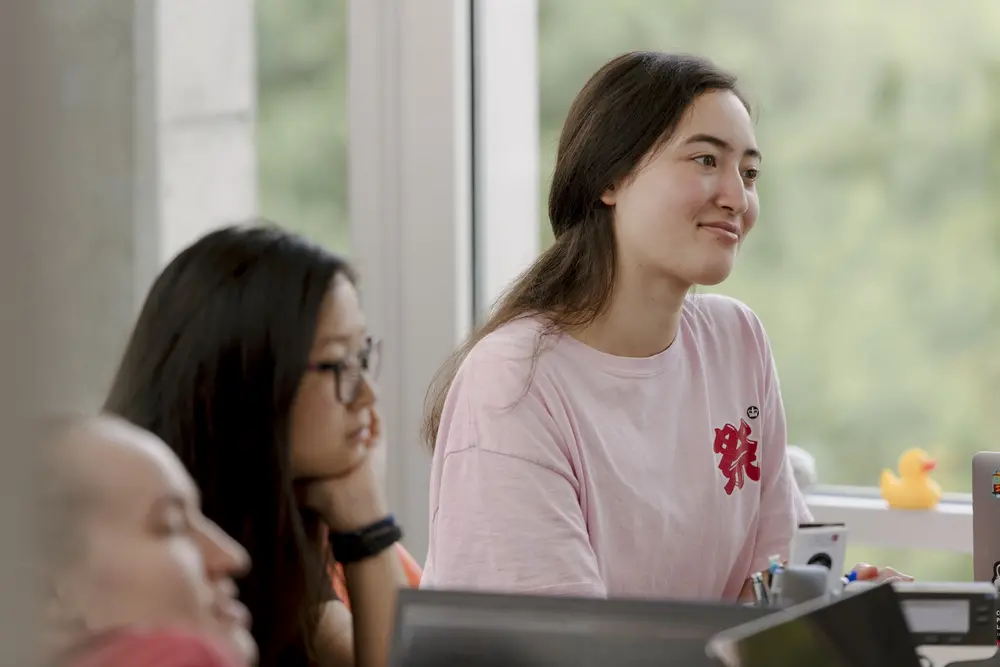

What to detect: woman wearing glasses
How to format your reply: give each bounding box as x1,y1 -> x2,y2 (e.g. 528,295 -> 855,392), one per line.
105,224 -> 410,667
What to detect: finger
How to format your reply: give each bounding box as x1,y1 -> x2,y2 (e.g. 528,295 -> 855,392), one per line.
877,567 -> 899,579
852,563 -> 879,580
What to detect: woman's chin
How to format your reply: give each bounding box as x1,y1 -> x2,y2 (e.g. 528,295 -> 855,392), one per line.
690,260 -> 736,287
316,444 -> 369,479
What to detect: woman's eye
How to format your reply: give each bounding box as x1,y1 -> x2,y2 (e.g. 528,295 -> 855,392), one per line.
694,155 -> 717,167
743,168 -> 759,181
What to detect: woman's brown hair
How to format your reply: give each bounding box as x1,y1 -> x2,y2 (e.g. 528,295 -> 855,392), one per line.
422,52 -> 747,450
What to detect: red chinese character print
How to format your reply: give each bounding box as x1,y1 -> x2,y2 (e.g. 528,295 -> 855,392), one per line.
712,418 -> 761,495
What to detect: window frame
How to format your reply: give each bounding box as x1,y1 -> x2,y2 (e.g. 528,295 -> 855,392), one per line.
807,487 -> 971,555
348,0 -> 474,561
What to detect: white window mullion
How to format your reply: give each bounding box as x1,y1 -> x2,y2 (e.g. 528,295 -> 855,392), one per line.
348,0 -> 473,561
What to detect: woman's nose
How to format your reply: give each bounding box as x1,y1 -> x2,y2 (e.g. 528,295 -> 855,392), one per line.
352,373 -> 378,408
716,168 -> 749,215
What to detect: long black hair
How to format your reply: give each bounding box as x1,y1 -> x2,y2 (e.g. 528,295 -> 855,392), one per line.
105,222 -> 356,667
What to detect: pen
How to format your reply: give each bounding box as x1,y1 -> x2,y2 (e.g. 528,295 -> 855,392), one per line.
839,569 -> 857,588
750,571 -> 768,606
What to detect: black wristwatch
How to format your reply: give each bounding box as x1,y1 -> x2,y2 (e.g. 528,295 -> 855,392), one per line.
328,515 -> 403,565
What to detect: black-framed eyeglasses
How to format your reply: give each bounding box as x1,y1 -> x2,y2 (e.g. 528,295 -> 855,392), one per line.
307,336 -> 382,405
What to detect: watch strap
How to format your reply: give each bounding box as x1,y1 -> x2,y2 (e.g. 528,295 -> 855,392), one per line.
328,515 -> 402,565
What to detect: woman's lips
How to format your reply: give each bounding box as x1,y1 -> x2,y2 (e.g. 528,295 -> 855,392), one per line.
348,426 -> 371,443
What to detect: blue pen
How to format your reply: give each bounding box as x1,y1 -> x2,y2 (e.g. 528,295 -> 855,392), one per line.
837,570 -> 857,591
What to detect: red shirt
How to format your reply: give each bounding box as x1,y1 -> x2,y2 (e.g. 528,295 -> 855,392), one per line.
63,629 -> 243,667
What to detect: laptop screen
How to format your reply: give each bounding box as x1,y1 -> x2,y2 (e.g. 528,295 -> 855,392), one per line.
720,584 -> 921,667
972,452 -> 1000,584
391,589 -> 776,667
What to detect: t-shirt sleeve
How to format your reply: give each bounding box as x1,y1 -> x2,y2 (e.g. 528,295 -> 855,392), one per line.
422,344 -> 606,597
750,342 -> 813,574
315,528 -> 343,603
324,560 -> 344,604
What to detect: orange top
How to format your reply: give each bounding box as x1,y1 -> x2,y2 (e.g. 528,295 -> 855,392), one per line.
330,543 -> 422,610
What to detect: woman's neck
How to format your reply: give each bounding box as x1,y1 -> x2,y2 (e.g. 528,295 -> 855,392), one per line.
572,268 -> 690,358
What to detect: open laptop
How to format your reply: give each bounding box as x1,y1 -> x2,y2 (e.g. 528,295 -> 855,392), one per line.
972,452 -> 1000,584
706,583 -> 922,667
389,588 -> 777,667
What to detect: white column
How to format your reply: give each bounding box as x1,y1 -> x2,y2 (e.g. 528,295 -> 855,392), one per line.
472,0 -> 540,319
349,0 -> 474,562
155,0 -> 258,271
21,0 -> 161,414
10,0 -> 257,414
1,3 -> 254,660
2,5 -> 44,662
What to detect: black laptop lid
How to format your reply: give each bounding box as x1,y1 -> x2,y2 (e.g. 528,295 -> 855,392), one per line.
390,588 -> 776,667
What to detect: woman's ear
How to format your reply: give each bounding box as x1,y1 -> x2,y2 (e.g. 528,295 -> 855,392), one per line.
600,184 -> 617,206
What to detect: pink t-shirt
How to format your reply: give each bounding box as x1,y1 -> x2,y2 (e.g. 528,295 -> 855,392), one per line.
421,293 -> 812,602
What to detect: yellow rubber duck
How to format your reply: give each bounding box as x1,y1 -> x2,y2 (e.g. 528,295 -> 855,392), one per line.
880,448 -> 941,510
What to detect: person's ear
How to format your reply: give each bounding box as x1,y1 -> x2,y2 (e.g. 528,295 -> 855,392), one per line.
46,574 -> 90,632
600,183 -> 617,206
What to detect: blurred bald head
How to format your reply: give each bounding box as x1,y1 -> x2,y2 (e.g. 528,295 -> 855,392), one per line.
42,415 -> 170,563
40,414 -> 113,565
39,414 -> 256,662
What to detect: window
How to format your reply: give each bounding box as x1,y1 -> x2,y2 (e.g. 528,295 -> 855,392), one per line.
256,0 -> 350,253
538,0 -> 1000,579
810,488 -> 972,581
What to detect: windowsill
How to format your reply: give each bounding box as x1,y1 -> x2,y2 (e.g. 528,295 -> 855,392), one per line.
805,486 -> 971,554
